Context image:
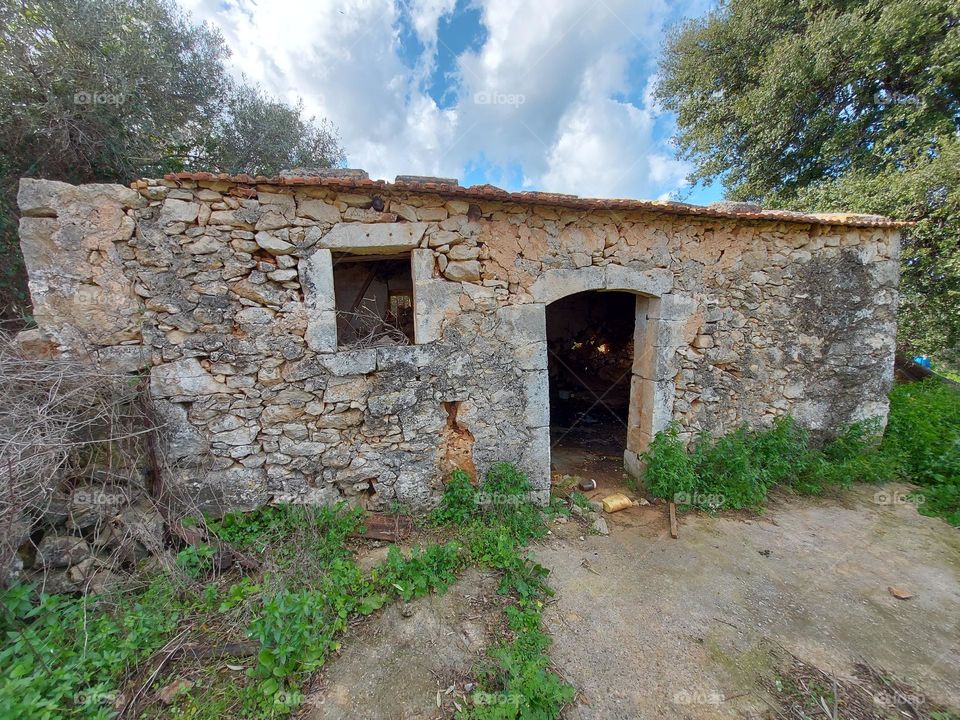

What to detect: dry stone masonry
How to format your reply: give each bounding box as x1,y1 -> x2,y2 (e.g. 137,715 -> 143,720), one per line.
17,173 -> 902,512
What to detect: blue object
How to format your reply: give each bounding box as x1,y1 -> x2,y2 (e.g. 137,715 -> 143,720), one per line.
913,355 -> 931,368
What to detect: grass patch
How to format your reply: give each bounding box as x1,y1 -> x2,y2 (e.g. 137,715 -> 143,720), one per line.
428,463 -> 575,719
641,380 -> 960,526
1,463 -> 573,719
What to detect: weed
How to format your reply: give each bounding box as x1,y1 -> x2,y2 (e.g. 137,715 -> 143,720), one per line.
373,542 -> 464,601
0,579 -> 183,718
429,469 -> 478,525
426,464 -> 574,719
641,381 -> 960,526
175,543 -> 216,579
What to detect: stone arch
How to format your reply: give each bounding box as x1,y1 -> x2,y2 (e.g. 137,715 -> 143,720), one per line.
525,263 -> 685,484
529,264 -> 673,305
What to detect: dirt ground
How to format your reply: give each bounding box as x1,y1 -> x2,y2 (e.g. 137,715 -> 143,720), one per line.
538,483 -> 960,719
297,479 -> 959,719
300,567 -> 507,720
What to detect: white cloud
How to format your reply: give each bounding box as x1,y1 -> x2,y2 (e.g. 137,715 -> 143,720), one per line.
177,0 -> 702,200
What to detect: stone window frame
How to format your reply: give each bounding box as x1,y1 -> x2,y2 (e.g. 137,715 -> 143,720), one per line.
299,246 -> 441,352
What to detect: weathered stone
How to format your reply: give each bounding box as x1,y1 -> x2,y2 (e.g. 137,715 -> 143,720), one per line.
17,178 -> 72,217
160,199 -> 200,225
443,259 -> 481,282
324,376 -> 370,404
255,231 -> 295,255
298,249 -> 337,352
319,222 -> 428,254
151,358 -> 230,398
298,198 -> 341,223
37,535 -> 90,568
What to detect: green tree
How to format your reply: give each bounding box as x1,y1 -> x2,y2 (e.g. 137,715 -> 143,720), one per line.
0,0 -> 344,321
656,0 -> 960,354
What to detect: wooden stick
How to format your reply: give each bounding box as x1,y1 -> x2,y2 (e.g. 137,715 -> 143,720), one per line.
668,501 -> 678,539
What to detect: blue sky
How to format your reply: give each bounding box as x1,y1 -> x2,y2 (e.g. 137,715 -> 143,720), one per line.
178,0 -> 723,205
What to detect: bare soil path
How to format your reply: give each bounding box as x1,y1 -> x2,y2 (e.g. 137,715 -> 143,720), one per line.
537,483 -> 960,719
297,482 -> 959,719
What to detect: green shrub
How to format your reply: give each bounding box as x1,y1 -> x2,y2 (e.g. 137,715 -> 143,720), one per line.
374,542 -> 464,601
883,380 -> 960,525
642,381 -> 960,526
429,469 -> 478,525
643,418 -> 811,510
0,580 -> 182,719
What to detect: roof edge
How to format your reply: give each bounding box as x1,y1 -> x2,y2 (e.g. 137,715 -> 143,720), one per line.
152,172 -> 910,229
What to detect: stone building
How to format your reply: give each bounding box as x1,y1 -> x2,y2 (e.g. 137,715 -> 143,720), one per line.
16,172 -> 902,511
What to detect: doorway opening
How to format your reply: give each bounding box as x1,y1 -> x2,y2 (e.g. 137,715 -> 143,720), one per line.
546,291 -> 637,490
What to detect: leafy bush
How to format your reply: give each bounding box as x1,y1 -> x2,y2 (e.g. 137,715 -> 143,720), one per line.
429,469 -> 478,525
643,418 -> 811,510
882,381 -> 960,525
0,580 -> 182,719
642,382 -> 960,526
374,542 -> 464,601
426,464 -> 574,719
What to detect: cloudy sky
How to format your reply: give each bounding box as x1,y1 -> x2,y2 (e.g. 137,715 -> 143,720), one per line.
177,0 -> 721,204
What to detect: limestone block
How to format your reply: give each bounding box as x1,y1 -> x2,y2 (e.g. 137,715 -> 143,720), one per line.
605,264 -> 673,296
319,222 -> 427,254
529,266 -> 605,304
152,398 -> 209,463
17,178 -> 72,217
150,358 -> 230,399
298,249 -> 337,352
516,426 -> 550,498
443,260 -> 481,282
647,293 -> 697,321
18,182 -> 144,348
522,370 -> 549,428
255,231 -> 295,255
515,341 -> 548,371
631,376 -> 675,439
324,376 -> 371,404
159,199 -> 199,225
495,303 -> 546,346
412,249 -> 460,344
298,198 -> 341,223
318,349 -> 377,376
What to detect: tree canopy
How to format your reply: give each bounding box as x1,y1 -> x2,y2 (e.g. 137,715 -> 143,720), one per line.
0,0 -> 345,319
657,0 -> 960,354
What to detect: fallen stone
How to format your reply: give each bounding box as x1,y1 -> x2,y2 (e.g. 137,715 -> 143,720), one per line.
888,585 -> 914,600
591,517 -> 609,536
37,535 -> 90,568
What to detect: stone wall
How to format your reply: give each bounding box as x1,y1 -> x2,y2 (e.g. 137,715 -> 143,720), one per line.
17,176 -> 900,511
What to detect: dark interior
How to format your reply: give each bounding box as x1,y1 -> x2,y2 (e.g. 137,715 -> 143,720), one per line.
546,291 -> 635,457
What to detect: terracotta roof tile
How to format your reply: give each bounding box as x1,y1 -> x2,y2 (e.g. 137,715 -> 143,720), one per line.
161,172 -> 909,228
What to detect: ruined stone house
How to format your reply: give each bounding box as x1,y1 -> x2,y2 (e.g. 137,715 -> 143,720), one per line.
16,172 -> 902,511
